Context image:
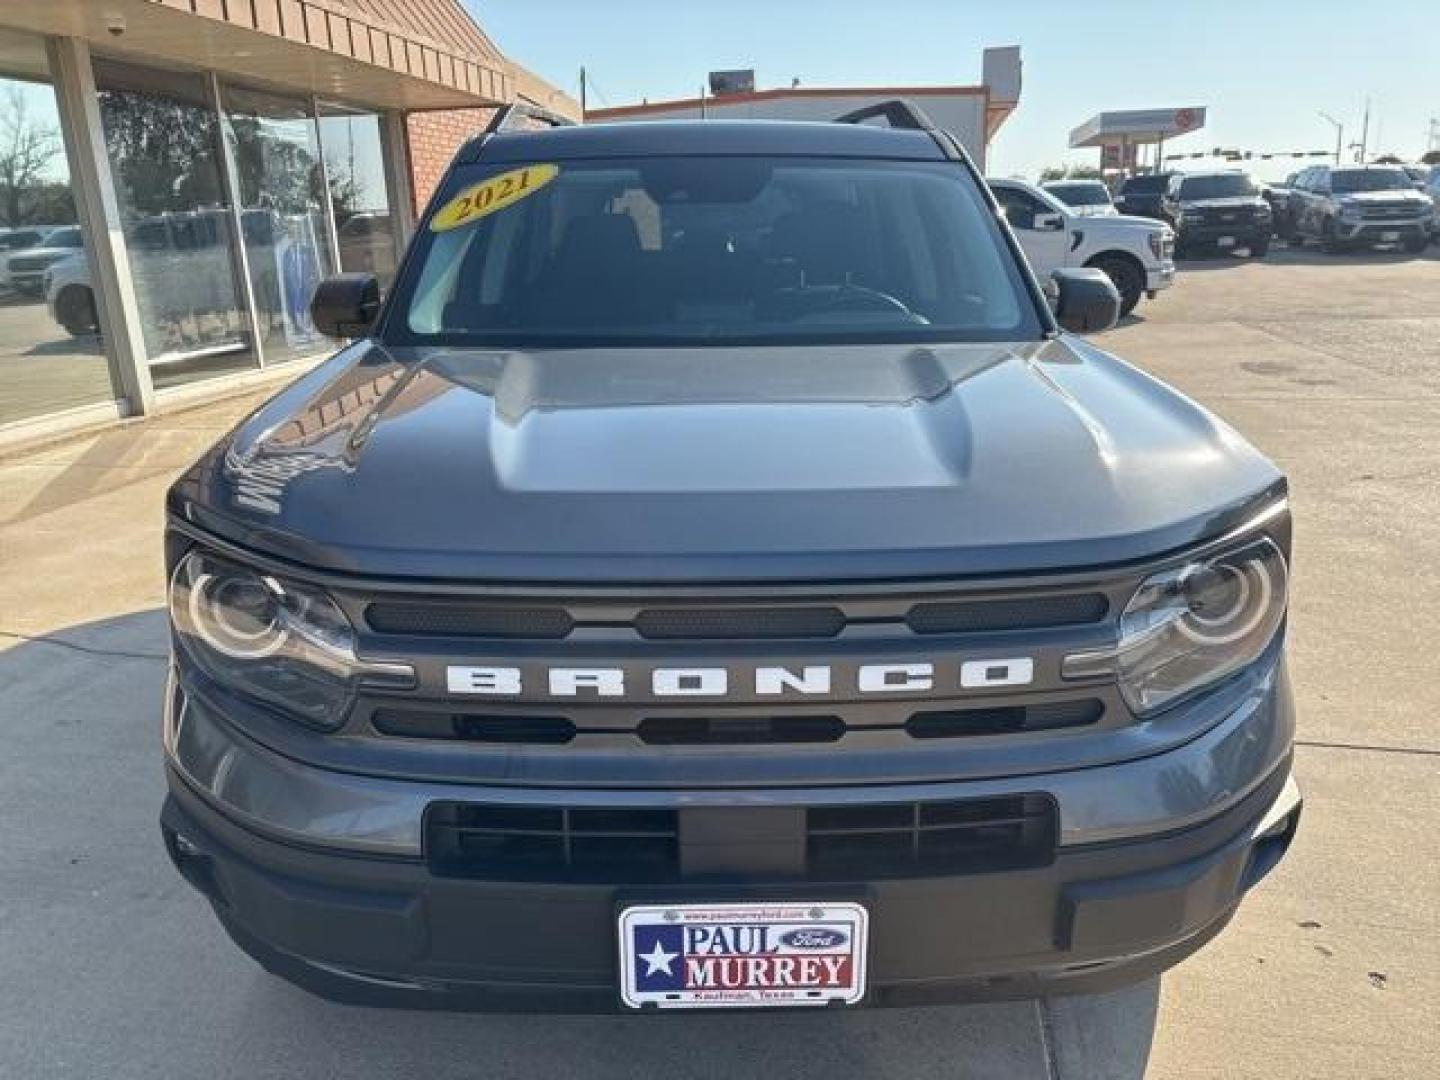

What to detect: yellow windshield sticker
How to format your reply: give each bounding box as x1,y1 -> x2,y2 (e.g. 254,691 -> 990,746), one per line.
430,164 -> 559,232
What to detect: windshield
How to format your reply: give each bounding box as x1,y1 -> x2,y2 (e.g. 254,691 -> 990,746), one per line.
1121,174 -> 1169,194
1178,174 -> 1257,199
1046,181 -> 1112,207
1331,168 -> 1413,193
388,156 -> 1040,347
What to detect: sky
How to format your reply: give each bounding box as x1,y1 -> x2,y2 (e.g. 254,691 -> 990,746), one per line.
474,0 -> 1440,182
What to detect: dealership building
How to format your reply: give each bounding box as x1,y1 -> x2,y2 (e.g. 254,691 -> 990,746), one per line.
0,0 -> 575,447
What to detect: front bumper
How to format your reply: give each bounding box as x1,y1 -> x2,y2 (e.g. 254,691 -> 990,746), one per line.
1178,221 -> 1271,246
161,661 -> 1300,1009
1146,263 -> 1176,294
1334,217 -> 1428,243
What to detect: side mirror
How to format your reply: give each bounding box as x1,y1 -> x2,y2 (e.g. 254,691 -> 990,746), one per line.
310,273 -> 381,338
1033,212 -> 1065,232
1051,268 -> 1120,333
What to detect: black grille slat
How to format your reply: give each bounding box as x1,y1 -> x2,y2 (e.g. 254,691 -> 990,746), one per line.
373,709 -> 577,744
638,716 -> 845,745
905,699 -> 1103,739
907,593 -> 1108,634
634,607 -> 846,640
366,603 -> 573,639
426,796 -> 1055,882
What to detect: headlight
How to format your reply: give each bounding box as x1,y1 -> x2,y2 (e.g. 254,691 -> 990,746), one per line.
1339,202 -> 1363,218
169,550 -> 412,730
1065,536 -> 1288,715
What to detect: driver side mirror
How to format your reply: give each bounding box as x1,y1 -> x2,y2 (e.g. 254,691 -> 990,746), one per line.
1033,212 -> 1065,232
310,273 -> 381,338
1051,268 -> 1120,333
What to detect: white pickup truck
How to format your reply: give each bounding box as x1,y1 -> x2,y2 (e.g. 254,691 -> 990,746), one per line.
988,178 -> 1175,316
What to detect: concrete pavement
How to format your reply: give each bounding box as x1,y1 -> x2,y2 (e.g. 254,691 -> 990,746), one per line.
1,243 -> 1436,1077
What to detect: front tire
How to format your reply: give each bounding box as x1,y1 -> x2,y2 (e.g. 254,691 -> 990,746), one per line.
56,286 -> 98,337
1089,254 -> 1144,316
1321,219 -> 1346,254
1251,236 -> 1271,257
1403,234 -> 1426,254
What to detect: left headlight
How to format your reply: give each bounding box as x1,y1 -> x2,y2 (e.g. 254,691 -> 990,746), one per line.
1067,537 -> 1288,715
169,550 -> 412,730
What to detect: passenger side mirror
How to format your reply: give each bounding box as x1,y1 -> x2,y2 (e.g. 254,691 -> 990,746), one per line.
310,273 -> 381,338
1033,212 -> 1065,232
1051,268 -> 1120,333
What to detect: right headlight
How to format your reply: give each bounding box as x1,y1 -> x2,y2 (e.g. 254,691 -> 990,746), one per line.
1067,536 -> 1288,715
169,550 -> 412,730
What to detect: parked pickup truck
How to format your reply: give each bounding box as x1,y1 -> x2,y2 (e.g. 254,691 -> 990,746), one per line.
1162,170 -> 1273,258
159,103 -> 1300,1013
989,177 -> 1174,315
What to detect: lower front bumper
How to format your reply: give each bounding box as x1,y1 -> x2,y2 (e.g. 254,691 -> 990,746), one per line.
161,763 -> 1301,1010
1335,220 -> 1427,244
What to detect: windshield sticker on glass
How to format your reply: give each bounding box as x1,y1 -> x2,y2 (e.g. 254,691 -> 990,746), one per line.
430,164 -> 559,232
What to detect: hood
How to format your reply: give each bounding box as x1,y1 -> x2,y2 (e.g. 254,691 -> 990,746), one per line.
1098,214 -> 1170,234
1179,196 -> 1267,210
170,339 -> 1284,582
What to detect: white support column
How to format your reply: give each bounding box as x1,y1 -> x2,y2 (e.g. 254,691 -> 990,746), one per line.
46,37 -> 154,415
381,109 -> 417,254
208,72 -> 267,368
310,96 -> 343,275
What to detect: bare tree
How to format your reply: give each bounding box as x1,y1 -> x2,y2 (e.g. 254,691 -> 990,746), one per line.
0,86 -> 62,227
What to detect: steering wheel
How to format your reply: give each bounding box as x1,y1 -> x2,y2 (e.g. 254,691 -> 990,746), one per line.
808,284 -> 916,317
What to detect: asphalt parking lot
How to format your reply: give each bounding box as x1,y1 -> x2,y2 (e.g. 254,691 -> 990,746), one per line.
1,242 -> 1437,1078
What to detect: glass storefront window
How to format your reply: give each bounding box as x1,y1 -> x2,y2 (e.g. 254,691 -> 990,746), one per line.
318,105 -> 399,287
0,29 -> 114,426
93,59 -> 257,389
222,86 -> 336,366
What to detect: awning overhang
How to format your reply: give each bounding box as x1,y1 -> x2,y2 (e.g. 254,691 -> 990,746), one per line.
0,0 -> 514,111
1069,107 -> 1207,148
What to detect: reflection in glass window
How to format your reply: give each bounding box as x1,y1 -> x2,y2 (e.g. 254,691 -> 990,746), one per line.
318,106 -> 398,286
94,59 -> 256,387
0,29 -> 114,426
222,85 -> 336,365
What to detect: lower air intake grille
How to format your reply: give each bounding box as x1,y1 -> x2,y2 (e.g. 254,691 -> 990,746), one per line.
425,795 -> 1056,882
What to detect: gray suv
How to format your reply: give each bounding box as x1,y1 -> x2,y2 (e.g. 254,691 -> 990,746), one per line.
159,103 -> 1301,1012
1289,164 -> 1432,252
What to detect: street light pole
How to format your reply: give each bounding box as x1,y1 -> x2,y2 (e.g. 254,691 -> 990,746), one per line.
1318,111 -> 1343,165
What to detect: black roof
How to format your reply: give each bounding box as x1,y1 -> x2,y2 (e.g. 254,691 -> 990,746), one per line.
463,119 -> 948,165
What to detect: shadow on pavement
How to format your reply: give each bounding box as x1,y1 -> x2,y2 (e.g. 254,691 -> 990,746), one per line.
0,610 -> 1162,1079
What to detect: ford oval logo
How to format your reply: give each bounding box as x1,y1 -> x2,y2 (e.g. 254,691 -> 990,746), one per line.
781,928 -> 847,950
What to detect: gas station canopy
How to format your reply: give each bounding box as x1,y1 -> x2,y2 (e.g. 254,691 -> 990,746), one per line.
1069,107 -> 1207,148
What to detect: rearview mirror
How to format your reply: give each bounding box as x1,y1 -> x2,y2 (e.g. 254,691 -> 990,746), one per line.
1033,212 -> 1065,231
1051,268 -> 1120,333
310,273 -> 381,338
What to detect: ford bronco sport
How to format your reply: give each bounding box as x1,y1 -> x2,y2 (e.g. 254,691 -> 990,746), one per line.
161,102 -> 1300,1011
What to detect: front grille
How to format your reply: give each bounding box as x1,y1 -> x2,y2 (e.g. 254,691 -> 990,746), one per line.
425,795 -> 1056,882
363,591 -> 1111,641
1360,204 -> 1422,221
369,699 -> 1106,744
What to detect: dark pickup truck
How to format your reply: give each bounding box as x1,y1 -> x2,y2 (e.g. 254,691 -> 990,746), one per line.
159,103 -> 1301,1012
1163,170 -> 1274,257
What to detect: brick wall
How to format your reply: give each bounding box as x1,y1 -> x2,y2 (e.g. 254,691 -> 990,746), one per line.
405,108 -> 496,214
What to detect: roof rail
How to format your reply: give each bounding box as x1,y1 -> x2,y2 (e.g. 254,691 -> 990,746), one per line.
832,99 -> 937,132
483,102 -> 577,135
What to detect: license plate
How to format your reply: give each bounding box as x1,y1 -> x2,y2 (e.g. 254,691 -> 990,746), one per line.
1217,235 -> 1236,247
1379,231 -> 1400,242
618,902 -> 869,1009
